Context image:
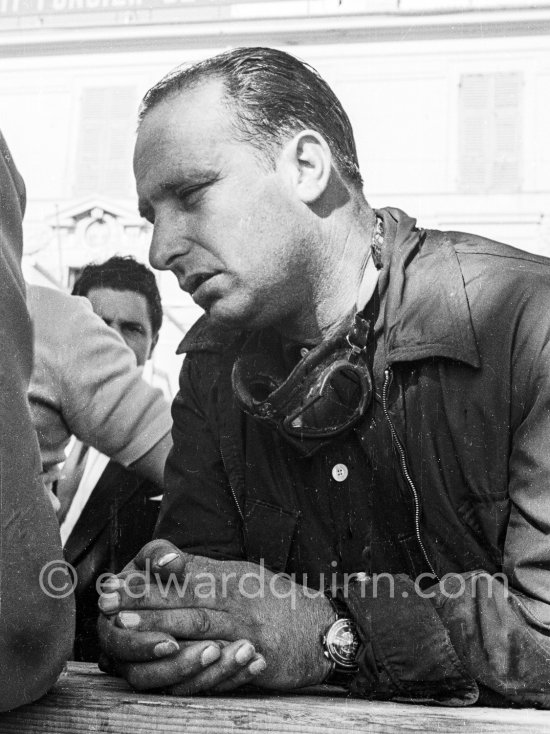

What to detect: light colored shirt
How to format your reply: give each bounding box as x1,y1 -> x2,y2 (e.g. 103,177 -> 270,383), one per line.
27,285 -> 172,489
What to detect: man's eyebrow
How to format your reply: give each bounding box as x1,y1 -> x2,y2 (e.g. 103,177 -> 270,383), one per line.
160,175 -> 213,193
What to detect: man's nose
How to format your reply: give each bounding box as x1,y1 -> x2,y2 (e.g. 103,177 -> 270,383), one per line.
149,216 -> 191,272
110,323 -> 127,345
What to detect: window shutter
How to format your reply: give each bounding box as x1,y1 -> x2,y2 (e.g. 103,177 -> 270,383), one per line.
458,74 -> 491,192
492,73 -> 522,192
74,87 -> 137,197
458,72 -> 522,193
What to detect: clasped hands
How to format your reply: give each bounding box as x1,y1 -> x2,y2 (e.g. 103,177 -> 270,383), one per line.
97,540 -> 334,695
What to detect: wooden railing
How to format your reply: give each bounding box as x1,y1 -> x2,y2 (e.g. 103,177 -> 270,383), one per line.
1,662 -> 550,733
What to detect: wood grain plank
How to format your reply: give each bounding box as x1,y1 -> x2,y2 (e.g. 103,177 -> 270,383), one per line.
1,662 -> 550,733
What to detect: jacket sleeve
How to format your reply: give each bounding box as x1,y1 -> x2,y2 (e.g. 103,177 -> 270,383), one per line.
155,351 -> 245,560
428,307 -> 550,707
344,293 -> 550,707
0,132 -> 74,712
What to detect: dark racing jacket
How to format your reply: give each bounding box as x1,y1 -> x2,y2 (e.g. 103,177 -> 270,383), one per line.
157,207 -> 550,707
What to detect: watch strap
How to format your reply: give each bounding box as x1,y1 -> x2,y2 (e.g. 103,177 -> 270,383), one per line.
322,589 -> 360,687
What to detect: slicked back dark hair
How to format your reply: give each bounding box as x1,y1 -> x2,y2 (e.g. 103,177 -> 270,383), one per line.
72,255 -> 163,336
138,46 -> 363,188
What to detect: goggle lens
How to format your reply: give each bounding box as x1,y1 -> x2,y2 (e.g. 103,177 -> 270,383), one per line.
283,361 -> 371,437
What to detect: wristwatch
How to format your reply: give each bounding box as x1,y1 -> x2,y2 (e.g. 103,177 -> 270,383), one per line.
321,593 -> 360,686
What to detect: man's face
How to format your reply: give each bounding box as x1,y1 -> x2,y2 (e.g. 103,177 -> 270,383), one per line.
86,287 -> 157,367
134,79 -> 313,332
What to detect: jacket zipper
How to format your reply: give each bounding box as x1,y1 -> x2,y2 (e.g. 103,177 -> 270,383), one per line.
382,367 -> 439,580
219,442 -> 245,524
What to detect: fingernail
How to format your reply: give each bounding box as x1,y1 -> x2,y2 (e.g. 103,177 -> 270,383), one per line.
101,576 -> 123,592
98,654 -> 114,674
248,656 -> 267,675
117,612 -> 141,629
235,643 -> 255,665
98,592 -> 120,614
154,640 -> 180,658
201,645 -> 221,666
157,552 -> 179,568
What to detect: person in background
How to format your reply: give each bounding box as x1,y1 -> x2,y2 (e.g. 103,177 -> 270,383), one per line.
98,47 -> 550,707
0,131 -> 74,711
59,256 -> 166,660
27,272 -> 172,661
72,256 -> 162,372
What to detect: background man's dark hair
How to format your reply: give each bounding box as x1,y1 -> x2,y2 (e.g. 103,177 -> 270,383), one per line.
139,46 -> 363,189
72,255 -> 163,336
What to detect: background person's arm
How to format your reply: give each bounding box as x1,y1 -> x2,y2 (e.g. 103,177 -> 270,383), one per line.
0,132 -> 74,712
58,294 -> 173,474
129,431 -> 173,488
28,285 -> 173,483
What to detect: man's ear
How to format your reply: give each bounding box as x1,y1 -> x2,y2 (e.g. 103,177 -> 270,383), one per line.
149,332 -> 159,359
281,130 -> 332,204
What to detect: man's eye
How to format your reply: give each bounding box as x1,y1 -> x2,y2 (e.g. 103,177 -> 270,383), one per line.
176,183 -> 207,206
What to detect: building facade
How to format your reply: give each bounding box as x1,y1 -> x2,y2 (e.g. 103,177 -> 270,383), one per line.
1,0 -> 550,390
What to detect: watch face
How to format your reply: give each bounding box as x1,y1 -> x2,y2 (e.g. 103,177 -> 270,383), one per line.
325,618 -> 360,669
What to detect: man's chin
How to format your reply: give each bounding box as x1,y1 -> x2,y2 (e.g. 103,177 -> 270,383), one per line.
202,300 -> 261,331
204,308 -> 249,330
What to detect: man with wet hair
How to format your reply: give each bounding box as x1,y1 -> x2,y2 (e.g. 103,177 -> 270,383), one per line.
99,47 -> 550,707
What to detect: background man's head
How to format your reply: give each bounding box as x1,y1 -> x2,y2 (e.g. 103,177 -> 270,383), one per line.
72,255 -> 162,366
139,46 -> 362,190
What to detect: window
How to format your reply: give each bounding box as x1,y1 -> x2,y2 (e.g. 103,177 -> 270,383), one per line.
458,72 -> 522,193
74,86 -> 137,197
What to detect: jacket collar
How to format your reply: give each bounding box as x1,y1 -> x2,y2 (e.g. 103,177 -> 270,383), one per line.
177,207 -> 480,369
377,207 -> 480,369
176,316 -> 241,355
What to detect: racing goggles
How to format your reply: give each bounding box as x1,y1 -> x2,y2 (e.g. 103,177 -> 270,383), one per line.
232,314 -> 372,442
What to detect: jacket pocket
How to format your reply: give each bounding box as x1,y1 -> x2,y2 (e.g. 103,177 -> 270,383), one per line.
244,498 -> 299,573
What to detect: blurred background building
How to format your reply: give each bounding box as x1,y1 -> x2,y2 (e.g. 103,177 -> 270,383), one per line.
1,0 -> 549,393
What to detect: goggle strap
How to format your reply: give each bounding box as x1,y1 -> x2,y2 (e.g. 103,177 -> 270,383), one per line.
346,314 -> 370,363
